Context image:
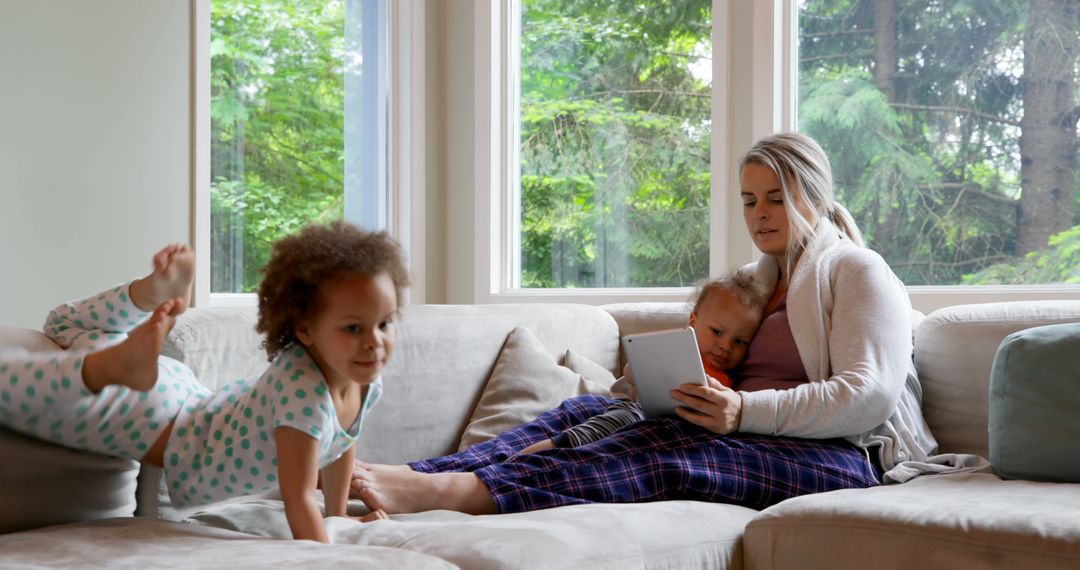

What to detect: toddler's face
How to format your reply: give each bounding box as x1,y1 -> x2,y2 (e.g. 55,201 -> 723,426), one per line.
297,272 -> 398,387
689,288 -> 761,372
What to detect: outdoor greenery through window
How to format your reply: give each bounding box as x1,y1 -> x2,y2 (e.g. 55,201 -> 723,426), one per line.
517,0 -> 1079,289
519,0 -> 713,288
799,0 -> 1079,285
210,0 -> 384,293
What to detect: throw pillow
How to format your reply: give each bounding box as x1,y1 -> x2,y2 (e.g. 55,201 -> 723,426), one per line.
989,322 -> 1080,483
457,326 -> 611,450
562,348 -> 638,399
560,348 -> 618,388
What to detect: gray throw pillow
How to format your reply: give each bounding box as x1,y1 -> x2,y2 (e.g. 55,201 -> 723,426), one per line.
989,322 -> 1080,483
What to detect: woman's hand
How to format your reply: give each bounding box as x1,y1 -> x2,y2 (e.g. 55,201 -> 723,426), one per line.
671,376 -> 742,435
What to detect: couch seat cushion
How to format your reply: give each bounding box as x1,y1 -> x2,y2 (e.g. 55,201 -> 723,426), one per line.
743,473 -> 1080,570
189,497 -> 757,569
0,518 -> 456,569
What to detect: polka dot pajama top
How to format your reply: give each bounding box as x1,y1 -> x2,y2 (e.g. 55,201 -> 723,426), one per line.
165,345 -> 383,508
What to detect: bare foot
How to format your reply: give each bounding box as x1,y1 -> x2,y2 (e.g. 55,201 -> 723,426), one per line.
350,463 -> 496,515
131,244 -> 196,313
82,298 -> 182,392
349,462 -> 414,501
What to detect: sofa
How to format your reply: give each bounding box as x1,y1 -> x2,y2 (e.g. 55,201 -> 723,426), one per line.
1,299 -> 1079,569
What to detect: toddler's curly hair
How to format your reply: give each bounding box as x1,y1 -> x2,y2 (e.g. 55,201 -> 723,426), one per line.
255,221 -> 410,360
689,269 -> 769,316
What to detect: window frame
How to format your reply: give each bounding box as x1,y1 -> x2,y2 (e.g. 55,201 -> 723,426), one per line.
473,0 -> 1080,312
192,0 -> 427,308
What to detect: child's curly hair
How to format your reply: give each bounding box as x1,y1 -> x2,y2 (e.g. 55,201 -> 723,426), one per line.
255,221 -> 410,360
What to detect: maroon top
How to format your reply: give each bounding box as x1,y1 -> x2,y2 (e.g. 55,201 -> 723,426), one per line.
733,294 -> 810,392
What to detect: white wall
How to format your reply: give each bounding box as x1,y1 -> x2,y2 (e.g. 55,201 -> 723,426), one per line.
0,1 -> 191,329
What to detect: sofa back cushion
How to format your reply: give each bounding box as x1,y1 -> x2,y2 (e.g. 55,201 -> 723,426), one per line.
163,303 -> 621,465
915,301 -> 1080,457
362,304 -> 620,462
601,302 -> 691,370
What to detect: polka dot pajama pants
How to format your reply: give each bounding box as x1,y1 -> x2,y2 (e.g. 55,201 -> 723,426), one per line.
0,283 -> 206,461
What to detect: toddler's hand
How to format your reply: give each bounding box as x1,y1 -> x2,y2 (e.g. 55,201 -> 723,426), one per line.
516,439 -> 556,455
610,364 -> 639,400
355,509 -> 388,523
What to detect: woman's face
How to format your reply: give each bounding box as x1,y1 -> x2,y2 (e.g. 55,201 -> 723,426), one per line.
741,162 -> 792,260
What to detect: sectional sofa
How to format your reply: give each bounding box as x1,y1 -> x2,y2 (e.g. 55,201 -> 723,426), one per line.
1,299 -> 1078,569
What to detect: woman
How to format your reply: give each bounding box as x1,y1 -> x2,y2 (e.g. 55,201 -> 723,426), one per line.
350,132 -> 940,515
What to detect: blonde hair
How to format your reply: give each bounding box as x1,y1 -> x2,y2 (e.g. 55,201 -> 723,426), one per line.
689,269 -> 769,316
739,132 -> 864,271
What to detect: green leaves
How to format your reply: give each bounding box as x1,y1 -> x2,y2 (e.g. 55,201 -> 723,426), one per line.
799,0 -> 1073,286
519,0 -> 711,288
210,0 -> 346,292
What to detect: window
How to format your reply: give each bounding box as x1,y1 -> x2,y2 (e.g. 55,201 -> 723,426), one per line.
516,0 -> 713,289
207,0 -> 388,294
481,0 -> 1078,307
799,0 -> 1079,286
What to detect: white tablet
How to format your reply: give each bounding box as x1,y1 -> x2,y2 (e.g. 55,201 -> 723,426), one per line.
621,327 -> 708,418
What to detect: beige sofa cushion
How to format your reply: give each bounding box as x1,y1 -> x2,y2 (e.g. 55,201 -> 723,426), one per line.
458,326 -> 613,450
602,302 -> 690,369
562,348 -> 619,386
0,518 -> 457,569
915,300 -> 1080,457
744,472 -> 1080,570
188,496 -> 757,569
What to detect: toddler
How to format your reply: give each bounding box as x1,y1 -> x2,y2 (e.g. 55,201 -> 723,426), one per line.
0,221 -> 409,543
519,270 -> 766,453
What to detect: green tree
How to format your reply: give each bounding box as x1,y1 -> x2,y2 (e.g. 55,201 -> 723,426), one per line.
520,0 -> 712,287
800,0 -> 1079,285
211,0 -> 346,292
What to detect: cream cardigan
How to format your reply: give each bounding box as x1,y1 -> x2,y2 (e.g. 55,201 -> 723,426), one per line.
739,222 -> 985,482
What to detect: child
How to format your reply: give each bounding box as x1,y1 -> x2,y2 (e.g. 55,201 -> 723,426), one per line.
0,221 -> 409,543
516,270 -> 767,453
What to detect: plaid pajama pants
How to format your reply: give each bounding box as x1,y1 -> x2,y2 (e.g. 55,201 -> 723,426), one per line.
410,394 -> 880,513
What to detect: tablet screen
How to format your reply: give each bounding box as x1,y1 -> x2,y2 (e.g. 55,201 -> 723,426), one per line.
622,327 -> 707,418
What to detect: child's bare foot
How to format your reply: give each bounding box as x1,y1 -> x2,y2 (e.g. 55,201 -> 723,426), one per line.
131,244 -> 196,313
82,298 -> 182,392
350,463 -> 496,515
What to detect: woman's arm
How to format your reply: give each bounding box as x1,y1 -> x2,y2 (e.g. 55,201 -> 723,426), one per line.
321,445 -> 355,518
275,426 -> 328,543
